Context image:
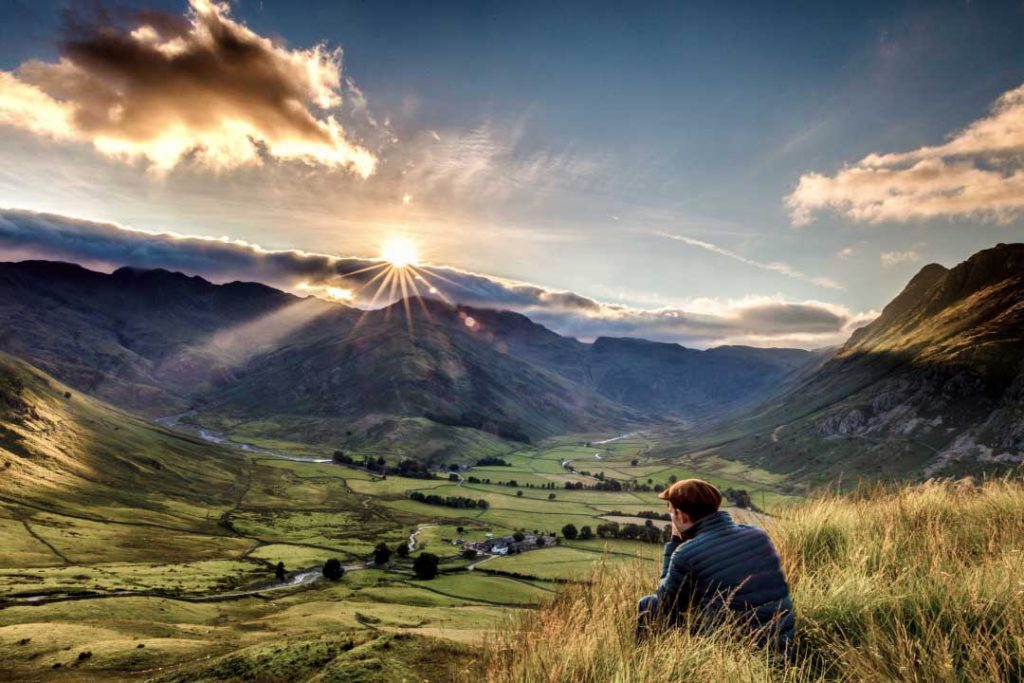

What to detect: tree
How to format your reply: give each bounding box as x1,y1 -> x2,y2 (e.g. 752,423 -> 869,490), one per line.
561,524 -> 579,540
513,531 -> 525,542
516,490 -> 524,497
579,525 -> 595,540
275,561 -> 286,582
322,558 -> 345,581
631,459 -> 639,466
461,548 -> 478,560
536,536 -> 546,547
413,552 -> 440,580
548,493 -> 556,500
373,542 -> 392,565
395,542 -> 410,559
456,526 -> 465,535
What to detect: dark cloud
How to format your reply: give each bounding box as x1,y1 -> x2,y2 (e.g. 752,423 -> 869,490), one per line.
0,209 -> 873,348
0,0 -> 375,174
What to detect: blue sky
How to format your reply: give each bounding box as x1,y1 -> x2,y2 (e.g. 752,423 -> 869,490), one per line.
1,0 -> 1023,347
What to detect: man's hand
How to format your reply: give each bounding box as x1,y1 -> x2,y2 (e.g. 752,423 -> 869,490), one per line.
669,507 -> 690,539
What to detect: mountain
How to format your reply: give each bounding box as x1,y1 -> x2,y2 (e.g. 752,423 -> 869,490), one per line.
0,260 -> 814,457
0,260 -> 338,414
714,243 -> 1024,483
0,350 -> 246,531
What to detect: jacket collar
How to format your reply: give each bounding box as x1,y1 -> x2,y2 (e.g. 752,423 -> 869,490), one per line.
682,510 -> 735,541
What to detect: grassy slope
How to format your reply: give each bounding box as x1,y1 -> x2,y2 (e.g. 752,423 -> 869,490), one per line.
480,477 -> 1024,682
0,352 -> 804,682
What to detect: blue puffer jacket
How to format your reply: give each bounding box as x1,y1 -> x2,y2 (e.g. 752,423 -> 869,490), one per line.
657,510 -> 795,648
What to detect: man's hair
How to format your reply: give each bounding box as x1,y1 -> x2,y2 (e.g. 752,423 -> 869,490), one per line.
658,479 -> 722,521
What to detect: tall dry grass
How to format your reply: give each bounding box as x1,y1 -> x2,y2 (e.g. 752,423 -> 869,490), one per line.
477,477 -> 1024,682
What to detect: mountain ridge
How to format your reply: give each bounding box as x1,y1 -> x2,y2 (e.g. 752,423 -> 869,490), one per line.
0,260 -> 814,458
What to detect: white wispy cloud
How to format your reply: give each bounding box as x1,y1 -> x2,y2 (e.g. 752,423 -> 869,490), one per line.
787,82 -> 1024,225
880,249 -> 920,267
656,232 -> 844,290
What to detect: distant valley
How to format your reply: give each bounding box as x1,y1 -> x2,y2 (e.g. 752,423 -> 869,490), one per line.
1,243 -> 1022,483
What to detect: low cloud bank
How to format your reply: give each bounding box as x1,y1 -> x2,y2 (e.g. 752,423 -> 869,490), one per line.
0,209 -> 874,348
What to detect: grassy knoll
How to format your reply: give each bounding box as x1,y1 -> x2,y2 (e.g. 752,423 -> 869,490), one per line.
478,477 -> 1024,682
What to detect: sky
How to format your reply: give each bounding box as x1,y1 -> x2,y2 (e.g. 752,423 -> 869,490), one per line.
1,0 -> 1023,348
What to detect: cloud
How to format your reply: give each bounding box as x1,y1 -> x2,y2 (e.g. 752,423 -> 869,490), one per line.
787,83 -> 1024,225
837,246 -> 856,259
0,208 -> 874,348
879,249 -> 920,267
0,0 -> 375,175
656,232 -> 844,290
402,122 -> 602,203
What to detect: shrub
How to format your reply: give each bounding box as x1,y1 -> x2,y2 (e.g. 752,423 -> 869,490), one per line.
322,558 -> 345,581
413,552 -> 440,580
372,542 -> 392,565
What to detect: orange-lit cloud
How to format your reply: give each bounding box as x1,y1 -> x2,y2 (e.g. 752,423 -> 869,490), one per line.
788,83 -> 1024,225
0,0 -> 375,175
0,208 -> 874,348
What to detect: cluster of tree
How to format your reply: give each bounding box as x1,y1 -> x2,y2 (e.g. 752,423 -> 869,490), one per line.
560,524 -> 597,540
604,509 -> 671,521
408,491 -> 489,509
595,520 -> 670,544
330,452 -> 435,480
475,456 -> 512,467
722,487 -> 758,511
413,552 -> 440,579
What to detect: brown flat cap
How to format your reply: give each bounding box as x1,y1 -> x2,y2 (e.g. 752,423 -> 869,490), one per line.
658,478 -> 722,520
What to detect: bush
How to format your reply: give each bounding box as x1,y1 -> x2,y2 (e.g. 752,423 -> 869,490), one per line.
395,542 -> 409,559
322,558 -> 345,581
478,477 -> 1024,682
372,542 -> 392,565
413,552 -> 440,580
462,548 -> 478,560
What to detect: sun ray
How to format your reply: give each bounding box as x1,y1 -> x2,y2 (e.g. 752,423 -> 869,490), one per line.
398,268 -> 416,335
416,265 -> 462,289
405,268 -> 436,323
343,262 -> 389,278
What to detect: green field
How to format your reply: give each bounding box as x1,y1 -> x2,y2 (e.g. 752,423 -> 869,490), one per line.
0,354 -> 797,682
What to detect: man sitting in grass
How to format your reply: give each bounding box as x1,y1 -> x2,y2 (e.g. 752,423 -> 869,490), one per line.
637,479 -> 795,650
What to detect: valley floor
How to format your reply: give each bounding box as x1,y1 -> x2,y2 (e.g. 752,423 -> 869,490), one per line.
0,406 -> 791,682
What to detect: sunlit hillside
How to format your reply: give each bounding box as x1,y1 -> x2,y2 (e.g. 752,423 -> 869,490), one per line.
478,477 -> 1024,682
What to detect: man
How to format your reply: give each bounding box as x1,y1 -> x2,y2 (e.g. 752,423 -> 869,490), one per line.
637,479 -> 795,650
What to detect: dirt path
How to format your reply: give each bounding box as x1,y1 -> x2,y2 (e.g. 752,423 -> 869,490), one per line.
20,519 -> 71,564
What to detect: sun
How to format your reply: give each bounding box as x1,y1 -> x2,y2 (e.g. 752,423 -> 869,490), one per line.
381,237 -> 419,268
